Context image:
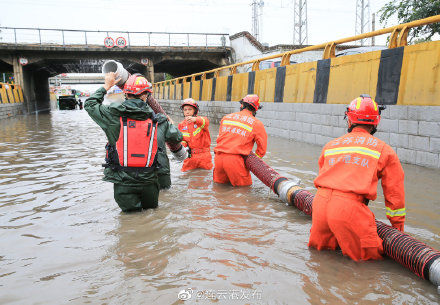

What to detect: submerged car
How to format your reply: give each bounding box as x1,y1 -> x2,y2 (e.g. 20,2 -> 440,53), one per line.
244,59 -> 297,72
336,46 -> 387,57
58,95 -> 78,110
259,59 -> 297,69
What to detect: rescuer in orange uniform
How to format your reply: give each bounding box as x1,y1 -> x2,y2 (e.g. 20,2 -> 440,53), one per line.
178,98 -> 213,172
213,94 -> 267,186
308,94 -> 405,261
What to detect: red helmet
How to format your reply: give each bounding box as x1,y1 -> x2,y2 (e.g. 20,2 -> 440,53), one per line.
180,98 -> 199,115
346,94 -> 381,125
241,94 -> 261,111
123,74 -> 152,95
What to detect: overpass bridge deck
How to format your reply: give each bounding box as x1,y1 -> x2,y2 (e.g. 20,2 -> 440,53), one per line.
0,27 -> 233,115
0,43 -> 230,52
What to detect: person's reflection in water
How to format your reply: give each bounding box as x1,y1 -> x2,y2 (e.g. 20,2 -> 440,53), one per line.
182,169 -> 215,221
302,248 -> 392,304
200,182 -> 274,271
112,212 -> 179,279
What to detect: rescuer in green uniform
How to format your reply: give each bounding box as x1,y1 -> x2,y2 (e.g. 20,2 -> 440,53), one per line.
145,98 -> 172,190
85,72 -> 182,212
156,137 -> 172,190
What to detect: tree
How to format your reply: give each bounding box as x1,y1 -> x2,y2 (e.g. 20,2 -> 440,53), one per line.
379,0 -> 440,42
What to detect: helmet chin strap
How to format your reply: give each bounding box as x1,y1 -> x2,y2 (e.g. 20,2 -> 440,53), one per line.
347,122 -> 377,135
346,115 -> 352,133
240,102 -> 257,117
138,92 -> 151,102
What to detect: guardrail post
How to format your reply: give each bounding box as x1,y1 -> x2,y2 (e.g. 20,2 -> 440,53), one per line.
323,42 -> 336,59
169,33 -> 171,49
127,32 -> 131,47
281,53 -> 292,66
62,30 -> 65,47
14,28 -> 17,45
38,29 -> 42,45
187,33 -> 190,47
397,26 -> 409,47
84,31 -> 88,47
252,61 -> 260,71
388,29 -> 398,48
205,34 -> 208,49
148,33 -> 151,46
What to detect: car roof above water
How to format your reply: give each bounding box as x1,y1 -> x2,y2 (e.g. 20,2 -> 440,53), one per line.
336,46 -> 387,57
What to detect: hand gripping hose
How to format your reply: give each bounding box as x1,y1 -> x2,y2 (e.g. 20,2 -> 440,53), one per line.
147,95 -> 187,161
244,152 -> 440,289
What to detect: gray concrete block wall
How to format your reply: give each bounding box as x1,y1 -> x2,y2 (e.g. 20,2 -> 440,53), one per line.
158,99 -> 440,169
0,104 -> 24,120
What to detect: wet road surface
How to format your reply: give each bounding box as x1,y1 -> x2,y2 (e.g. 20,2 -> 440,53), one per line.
0,109 -> 439,304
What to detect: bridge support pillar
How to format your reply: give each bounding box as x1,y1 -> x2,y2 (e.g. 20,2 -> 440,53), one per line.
32,71 -> 50,113
19,68 -> 50,114
12,56 -> 30,113
146,59 -> 154,83
12,57 -> 24,87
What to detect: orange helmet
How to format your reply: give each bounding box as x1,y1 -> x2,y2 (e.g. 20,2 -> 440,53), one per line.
345,94 -> 382,126
123,74 -> 152,95
241,94 -> 261,111
180,98 -> 199,115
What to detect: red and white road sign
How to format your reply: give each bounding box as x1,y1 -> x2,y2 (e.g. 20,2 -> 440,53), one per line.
19,57 -> 28,66
116,37 -> 127,48
104,37 -> 115,48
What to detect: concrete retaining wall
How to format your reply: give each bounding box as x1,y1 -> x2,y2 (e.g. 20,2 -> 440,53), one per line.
0,103 -> 24,120
159,99 -> 440,169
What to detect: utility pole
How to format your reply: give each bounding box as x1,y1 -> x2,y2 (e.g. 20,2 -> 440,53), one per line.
293,0 -> 308,46
355,0 -> 371,46
251,0 -> 264,41
372,13 -> 376,46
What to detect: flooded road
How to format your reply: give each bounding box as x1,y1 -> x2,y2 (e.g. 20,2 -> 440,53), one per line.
0,109 -> 439,304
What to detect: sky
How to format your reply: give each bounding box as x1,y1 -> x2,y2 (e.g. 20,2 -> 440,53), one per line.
1,0 -> 396,47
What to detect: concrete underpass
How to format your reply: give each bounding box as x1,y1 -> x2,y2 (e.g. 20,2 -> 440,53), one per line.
0,30 -> 232,113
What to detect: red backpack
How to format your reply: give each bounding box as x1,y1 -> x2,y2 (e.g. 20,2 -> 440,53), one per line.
104,117 -> 159,172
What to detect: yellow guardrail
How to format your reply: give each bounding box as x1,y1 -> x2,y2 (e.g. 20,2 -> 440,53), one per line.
0,82 -> 24,104
153,15 -> 440,88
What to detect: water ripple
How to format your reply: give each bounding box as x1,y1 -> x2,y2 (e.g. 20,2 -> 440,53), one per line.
0,111 -> 439,304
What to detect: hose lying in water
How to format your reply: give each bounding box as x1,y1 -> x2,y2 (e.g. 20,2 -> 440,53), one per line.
244,152 -> 440,289
147,95 -> 187,161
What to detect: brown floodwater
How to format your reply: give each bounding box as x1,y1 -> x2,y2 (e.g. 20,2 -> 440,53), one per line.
0,109 -> 439,304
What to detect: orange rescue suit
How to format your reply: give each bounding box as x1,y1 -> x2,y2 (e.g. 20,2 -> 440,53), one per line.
178,116 -> 213,172
213,109 -> 267,186
308,127 -> 405,261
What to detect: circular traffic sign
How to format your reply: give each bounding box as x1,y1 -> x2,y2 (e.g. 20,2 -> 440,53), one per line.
116,37 -> 127,48
140,58 -> 149,66
104,37 -> 115,48
19,57 -> 28,66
